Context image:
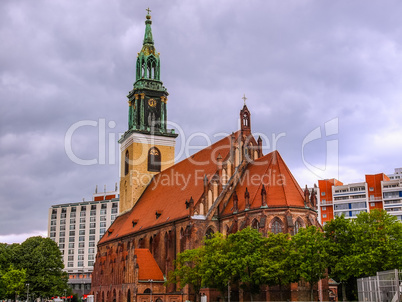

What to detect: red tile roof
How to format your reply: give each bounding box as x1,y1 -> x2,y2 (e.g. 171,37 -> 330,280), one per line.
222,151 -> 305,215
99,131 -> 240,244
134,249 -> 164,281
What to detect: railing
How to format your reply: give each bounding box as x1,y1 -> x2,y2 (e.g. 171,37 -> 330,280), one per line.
357,269 -> 402,302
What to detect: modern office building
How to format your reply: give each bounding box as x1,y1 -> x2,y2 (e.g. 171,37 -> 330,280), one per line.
48,186 -> 119,296
317,168 -> 402,224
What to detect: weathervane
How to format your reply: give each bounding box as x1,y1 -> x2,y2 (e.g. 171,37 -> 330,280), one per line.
242,94 -> 247,105
146,7 -> 151,15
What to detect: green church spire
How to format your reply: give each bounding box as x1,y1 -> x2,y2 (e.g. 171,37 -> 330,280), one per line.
120,9 -> 177,141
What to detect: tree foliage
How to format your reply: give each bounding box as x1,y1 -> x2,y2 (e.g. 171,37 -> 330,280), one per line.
167,246 -> 205,301
0,236 -> 69,300
1,265 -> 26,300
292,226 -> 328,301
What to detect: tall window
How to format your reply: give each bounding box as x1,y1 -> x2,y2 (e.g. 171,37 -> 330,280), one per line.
125,150 -> 129,175
271,220 -> 283,234
294,220 -> 303,234
148,147 -> 161,172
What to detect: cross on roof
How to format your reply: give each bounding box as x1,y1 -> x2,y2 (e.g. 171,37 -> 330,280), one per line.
146,7 -> 151,15
242,94 -> 247,105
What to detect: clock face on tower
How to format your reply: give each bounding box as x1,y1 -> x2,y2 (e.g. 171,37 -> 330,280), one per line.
148,98 -> 157,108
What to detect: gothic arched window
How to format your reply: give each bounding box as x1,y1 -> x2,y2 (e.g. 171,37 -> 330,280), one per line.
147,56 -> 157,79
271,219 -> 283,234
294,219 -> 303,234
124,150 -> 129,175
251,219 -> 260,230
148,147 -> 161,172
243,113 -> 249,127
205,227 -> 214,239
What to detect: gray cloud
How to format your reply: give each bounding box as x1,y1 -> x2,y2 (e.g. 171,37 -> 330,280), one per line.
1,0 -> 402,239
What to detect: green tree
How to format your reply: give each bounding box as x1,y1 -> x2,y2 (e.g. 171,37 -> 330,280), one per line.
256,232 -> 297,301
292,226 -> 328,301
224,228 -> 265,301
349,210 -> 402,277
201,232 -> 232,300
324,215 -> 354,301
167,247 -> 205,302
17,236 -> 69,298
1,265 -> 26,301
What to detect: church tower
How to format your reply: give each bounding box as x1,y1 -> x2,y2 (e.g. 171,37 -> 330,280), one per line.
119,10 -> 178,213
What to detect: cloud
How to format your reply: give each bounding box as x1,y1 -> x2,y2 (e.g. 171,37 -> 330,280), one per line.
1,0 -> 402,239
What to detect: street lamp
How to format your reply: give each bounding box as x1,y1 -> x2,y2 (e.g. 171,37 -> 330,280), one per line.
64,289 -> 67,302
26,283 -> 29,302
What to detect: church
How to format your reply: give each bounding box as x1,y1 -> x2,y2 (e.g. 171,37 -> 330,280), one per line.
91,11 -> 329,302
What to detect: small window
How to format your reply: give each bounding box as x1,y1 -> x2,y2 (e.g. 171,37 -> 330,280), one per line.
322,207 -> 326,211
125,150 -> 129,175
321,192 -> 326,196
370,203 -> 375,207
369,187 -> 374,191
148,147 -> 161,172
323,214 -> 327,218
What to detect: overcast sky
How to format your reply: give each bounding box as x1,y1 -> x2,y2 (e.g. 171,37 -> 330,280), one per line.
1,0 -> 402,244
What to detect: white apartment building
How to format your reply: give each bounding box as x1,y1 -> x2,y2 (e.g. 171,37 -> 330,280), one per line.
48,188 -> 119,296
317,168 -> 402,224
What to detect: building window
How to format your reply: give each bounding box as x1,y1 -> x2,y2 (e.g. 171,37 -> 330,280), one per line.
70,224 -> 76,230
90,217 -> 96,222
60,219 -> 66,225
322,207 -> 326,211
80,212 -> 86,217
111,208 -> 118,214
90,210 -> 96,216
70,212 -> 76,218
68,256 -> 74,261
100,216 -> 106,221
59,244 -> 65,249
369,187 -> 374,191
78,261 -> 84,267
69,243 -> 74,248
89,229 -> 96,235
88,248 -> 95,254
68,249 -> 74,255
370,202 -> 375,207
89,242 -> 95,247
294,220 -> 302,234
70,219 -> 76,225
90,223 -> 96,228
100,209 -> 107,215
80,224 -> 85,229
100,222 -> 106,228
321,192 -> 326,196
148,147 -> 161,172
59,238 -> 65,243
68,262 -> 73,267
100,228 -> 106,235
271,220 -> 282,234
89,235 -> 95,241
79,230 -> 85,235
69,231 -> 75,236
50,220 -> 56,226
111,215 -> 116,221
59,231 -> 65,237
69,237 -> 75,242
88,255 -> 94,260
60,213 -> 66,218
125,150 -> 129,175
79,236 -> 85,242
78,249 -> 84,254
323,214 -> 327,218
50,232 -> 56,238
60,225 -> 65,231
80,218 -> 86,223
51,214 -> 57,219
88,261 -> 94,267
79,242 -> 85,248
78,255 -> 84,261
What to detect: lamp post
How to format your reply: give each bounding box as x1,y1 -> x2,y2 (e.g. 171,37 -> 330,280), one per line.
26,283 -> 29,302
64,289 -> 67,302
